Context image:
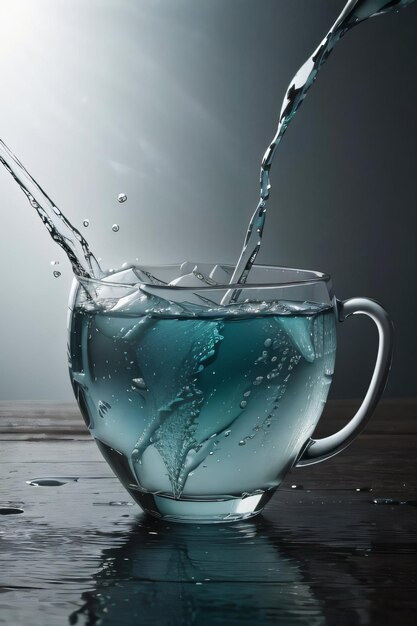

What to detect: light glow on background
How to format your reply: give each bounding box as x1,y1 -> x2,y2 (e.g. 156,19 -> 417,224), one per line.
0,0 -> 416,400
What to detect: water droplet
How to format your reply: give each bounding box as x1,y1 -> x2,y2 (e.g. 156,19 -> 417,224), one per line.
50,260 -> 59,266
238,440 -> 246,446
53,271 -> 61,278
27,477 -> 79,486
83,219 -> 89,227
253,376 -> 264,386
112,224 -> 120,232
240,400 -> 247,409
264,338 -> 272,348
372,498 -> 416,506
243,390 -> 251,398
0,507 -> 24,515
118,193 -> 127,203
291,484 -> 304,490
224,430 -> 231,437
132,377 -> 147,390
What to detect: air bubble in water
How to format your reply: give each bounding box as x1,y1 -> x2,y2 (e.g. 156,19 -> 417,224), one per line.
118,193 -> 127,203
132,377 -> 147,390
83,219 -> 89,227
238,440 -> 246,446
264,338 -> 272,348
112,224 -> 120,232
224,430 -> 231,437
240,400 -> 247,409
53,271 -> 61,278
253,376 -> 263,386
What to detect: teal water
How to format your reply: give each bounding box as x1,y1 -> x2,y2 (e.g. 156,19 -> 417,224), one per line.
69,301 -> 336,500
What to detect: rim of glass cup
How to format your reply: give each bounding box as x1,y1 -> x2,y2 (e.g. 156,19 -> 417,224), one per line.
74,263 -> 332,291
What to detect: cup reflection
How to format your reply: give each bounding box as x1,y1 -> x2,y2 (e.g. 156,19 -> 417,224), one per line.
69,515 -> 325,625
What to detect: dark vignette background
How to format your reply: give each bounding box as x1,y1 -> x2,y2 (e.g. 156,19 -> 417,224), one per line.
0,0 -> 415,401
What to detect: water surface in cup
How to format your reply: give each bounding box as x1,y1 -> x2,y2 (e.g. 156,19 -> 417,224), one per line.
69,298 -> 336,502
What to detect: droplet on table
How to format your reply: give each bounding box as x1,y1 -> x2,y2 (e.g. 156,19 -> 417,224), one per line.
0,506 -> 24,515
118,193 -> 127,203
83,219 -> 89,227
112,224 -> 120,232
53,271 -> 61,278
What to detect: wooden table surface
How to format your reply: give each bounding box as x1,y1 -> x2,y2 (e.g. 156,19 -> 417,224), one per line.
1,400 -> 416,625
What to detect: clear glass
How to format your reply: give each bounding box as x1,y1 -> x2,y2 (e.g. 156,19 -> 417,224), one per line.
68,263 -> 340,522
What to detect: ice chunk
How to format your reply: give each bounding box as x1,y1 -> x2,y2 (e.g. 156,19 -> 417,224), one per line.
169,264 -> 216,287
102,266 -> 167,286
156,264 -> 218,307
94,312 -> 149,340
102,267 -> 140,285
209,264 -> 233,284
179,261 -> 196,275
110,289 -> 149,314
133,267 -> 166,285
275,316 -> 315,363
170,271 -> 206,287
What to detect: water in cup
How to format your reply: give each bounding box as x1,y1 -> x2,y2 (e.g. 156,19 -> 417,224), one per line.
69,274 -> 336,502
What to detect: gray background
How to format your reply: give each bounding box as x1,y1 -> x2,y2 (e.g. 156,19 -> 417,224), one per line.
0,0 -> 416,401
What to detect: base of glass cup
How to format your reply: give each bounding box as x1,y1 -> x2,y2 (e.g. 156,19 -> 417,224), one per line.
130,489 -> 275,524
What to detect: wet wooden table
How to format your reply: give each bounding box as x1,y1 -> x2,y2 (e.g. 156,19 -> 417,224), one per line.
1,400 -> 416,625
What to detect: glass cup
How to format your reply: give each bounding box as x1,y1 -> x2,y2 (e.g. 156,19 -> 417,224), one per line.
68,263 -> 393,523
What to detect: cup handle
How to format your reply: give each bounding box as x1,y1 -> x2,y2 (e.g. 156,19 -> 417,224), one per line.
296,297 -> 394,467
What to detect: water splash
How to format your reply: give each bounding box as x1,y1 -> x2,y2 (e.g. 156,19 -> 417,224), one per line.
0,138 -> 102,278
